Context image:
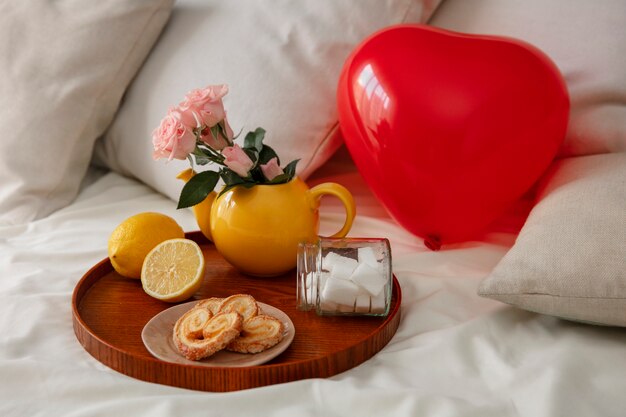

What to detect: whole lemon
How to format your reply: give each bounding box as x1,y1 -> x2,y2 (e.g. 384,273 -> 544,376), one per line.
108,212 -> 185,279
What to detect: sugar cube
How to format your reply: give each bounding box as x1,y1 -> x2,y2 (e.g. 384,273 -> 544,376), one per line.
321,275 -> 360,306
322,252 -> 350,272
358,246 -> 380,269
355,294 -> 371,313
328,255 -> 358,281
350,262 -> 387,296
370,289 -> 388,314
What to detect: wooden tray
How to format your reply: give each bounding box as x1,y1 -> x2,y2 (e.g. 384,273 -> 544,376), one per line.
72,232 -> 402,392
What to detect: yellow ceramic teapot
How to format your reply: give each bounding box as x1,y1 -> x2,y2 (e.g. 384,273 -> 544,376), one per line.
178,169 -> 355,276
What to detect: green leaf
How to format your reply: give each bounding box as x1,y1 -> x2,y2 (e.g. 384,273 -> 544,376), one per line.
243,127 -> 266,152
249,166 -> 266,183
192,148 -> 213,166
218,174 -> 251,197
258,144 -> 279,166
220,168 -> 247,186
267,172 -> 291,184
218,168 -> 257,196
197,143 -> 226,164
283,159 -> 300,179
209,125 -> 221,142
177,170 -> 220,209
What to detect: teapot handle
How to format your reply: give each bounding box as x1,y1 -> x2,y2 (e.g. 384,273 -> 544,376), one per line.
308,182 -> 356,238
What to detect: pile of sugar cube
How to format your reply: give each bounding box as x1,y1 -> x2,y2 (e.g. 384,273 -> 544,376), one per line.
303,246 -> 389,314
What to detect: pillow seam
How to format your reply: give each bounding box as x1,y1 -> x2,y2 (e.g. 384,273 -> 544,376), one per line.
301,122 -> 339,174
400,0 -> 416,23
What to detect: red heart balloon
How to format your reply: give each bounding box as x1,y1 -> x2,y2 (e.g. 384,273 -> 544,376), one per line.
337,25 -> 569,249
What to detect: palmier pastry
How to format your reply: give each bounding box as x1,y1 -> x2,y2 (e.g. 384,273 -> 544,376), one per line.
218,294 -> 260,321
173,308 -> 243,361
194,297 -> 223,315
227,314 -> 285,354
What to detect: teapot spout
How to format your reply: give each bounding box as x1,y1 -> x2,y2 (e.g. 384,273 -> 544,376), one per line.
176,169 -> 216,242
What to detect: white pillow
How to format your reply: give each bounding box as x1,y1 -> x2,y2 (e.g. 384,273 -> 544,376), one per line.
478,153 -> 626,326
92,0 -> 443,202
0,0 -> 174,225
429,0 -> 626,157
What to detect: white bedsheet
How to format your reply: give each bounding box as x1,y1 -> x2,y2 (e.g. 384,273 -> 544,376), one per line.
1,152 -> 624,417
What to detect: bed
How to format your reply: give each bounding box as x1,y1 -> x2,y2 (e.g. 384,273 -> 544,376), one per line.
1,1 -> 625,416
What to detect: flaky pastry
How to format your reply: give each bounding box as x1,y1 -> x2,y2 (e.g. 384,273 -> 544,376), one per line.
173,308 -> 242,361
218,294 -> 260,321
227,314 -> 285,354
194,297 -> 223,315
173,294 -> 286,359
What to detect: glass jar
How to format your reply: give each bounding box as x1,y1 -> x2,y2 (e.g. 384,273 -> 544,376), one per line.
297,238 -> 392,316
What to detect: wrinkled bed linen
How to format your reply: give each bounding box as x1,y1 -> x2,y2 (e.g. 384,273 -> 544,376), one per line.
1,156 -> 624,417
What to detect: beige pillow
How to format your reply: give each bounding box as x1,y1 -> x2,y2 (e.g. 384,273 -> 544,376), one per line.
478,153 -> 626,326
430,0 -> 626,157
92,0 -> 443,203
0,0 -> 174,225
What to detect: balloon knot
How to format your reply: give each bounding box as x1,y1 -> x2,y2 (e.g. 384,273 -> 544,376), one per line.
424,235 -> 441,251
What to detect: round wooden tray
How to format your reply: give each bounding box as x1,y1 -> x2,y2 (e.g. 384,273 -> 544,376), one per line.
72,232 -> 402,392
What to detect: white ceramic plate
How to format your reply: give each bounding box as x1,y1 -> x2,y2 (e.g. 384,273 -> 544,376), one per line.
142,300 -> 295,367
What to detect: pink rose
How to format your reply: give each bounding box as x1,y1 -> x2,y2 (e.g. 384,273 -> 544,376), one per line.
152,109 -> 196,161
223,116 -> 234,140
200,117 -> 234,150
178,84 -> 229,129
260,157 -> 284,181
222,144 -> 254,177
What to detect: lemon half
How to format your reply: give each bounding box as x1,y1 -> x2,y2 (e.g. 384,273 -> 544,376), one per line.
140,238 -> 205,302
